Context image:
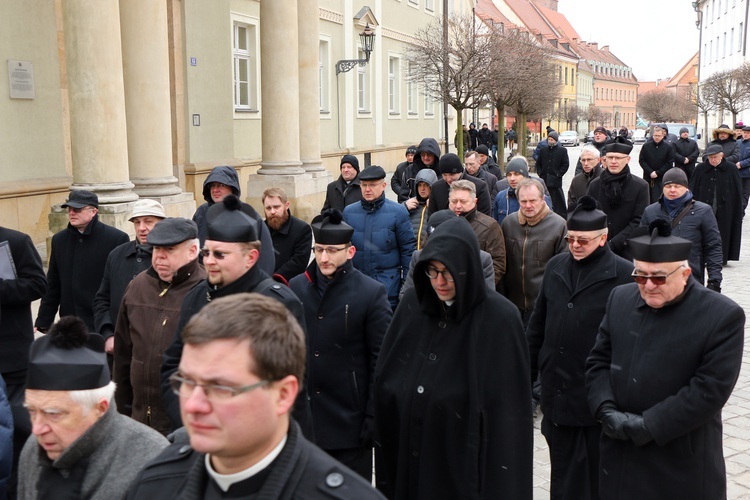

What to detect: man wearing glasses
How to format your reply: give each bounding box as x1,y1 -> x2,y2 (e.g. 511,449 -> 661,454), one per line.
289,209 -> 391,479
586,137 -> 649,260
128,294 -> 384,499
585,221 -> 744,499
160,195 -> 307,433
527,196 -> 633,500
567,145 -> 603,213
35,190 -> 129,333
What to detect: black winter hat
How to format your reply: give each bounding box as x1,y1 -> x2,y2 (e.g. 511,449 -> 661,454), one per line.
505,157 -> 529,177
27,316 -> 110,391
438,153 -> 464,174
61,190 -> 99,209
679,127 -> 689,134
548,131 -> 559,141
206,195 -> 258,242
358,165 -> 386,180
475,145 -> 490,156
147,218 -> 199,246
340,154 -> 360,172
662,168 -> 689,188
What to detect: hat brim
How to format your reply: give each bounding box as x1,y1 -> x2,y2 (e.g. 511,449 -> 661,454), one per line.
61,201 -> 89,209
129,211 -> 166,222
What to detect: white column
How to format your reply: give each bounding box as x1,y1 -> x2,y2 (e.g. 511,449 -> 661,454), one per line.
61,0 -> 136,203
119,0 -> 181,196
298,0 -> 324,172
259,0 -> 304,174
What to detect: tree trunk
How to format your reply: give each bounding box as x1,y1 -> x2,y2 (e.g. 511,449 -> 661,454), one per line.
519,112 -> 528,165
455,109 -> 464,160
703,111 -> 710,149
496,101 -> 506,166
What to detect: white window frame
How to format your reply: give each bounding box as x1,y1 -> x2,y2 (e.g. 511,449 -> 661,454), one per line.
407,62 -> 418,116
423,88 -> 434,117
425,0 -> 434,12
319,38 -> 331,114
231,14 -> 259,117
388,56 -> 401,116
357,48 -> 371,114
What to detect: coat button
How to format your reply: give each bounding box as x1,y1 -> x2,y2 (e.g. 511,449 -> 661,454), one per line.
179,445 -> 191,454
428,353 -> 437,361
318,314 -> 323,320
556,389 -> 562,395
315,388 -> 321,394
326,472 -> 344,488
559,347 -> 566,354
438,321 -> 446,328
314,351 -> 320,357
412,450 -> 420,457
137,257 -> 142,263
567,303 -> 573,309
416,385 -> 424,394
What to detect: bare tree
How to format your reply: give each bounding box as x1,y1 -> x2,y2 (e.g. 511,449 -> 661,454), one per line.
689,82 -> 718,148
406,13 -> 492,158
482,27 -> 561,163
638,89 -> 696,123
587,106 -> 605,128
703,65 -> 750,125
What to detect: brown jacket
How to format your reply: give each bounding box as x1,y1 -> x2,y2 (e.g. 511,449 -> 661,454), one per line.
113,258 -> 206,435
461,208 -> 506,284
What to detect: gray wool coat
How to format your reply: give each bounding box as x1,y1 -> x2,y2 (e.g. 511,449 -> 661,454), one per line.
19,402 -> 168,500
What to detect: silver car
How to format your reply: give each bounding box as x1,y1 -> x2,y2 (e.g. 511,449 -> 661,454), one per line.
558,130 -> 579,147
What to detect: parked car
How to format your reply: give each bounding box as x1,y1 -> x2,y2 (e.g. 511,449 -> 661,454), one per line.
632,129 -> 647,144
558,130 -> 579,147
583,131 -> 594,143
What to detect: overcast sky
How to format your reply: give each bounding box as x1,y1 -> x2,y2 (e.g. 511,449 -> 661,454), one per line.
558,0 -> 700,82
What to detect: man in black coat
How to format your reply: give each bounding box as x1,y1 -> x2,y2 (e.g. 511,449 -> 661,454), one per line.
262,187 -> 312,283
477,123 -> 493,149
322,154 -> 362,213
639,125 -> 675,203
289,210 -> 391,479
672,126 -> 700,182
527,197 -> 633,500
690,144 -> 744,265
586,138 -> 650,260
93,199 -> 166,358
391,145 -> 416,202
160,195 -> 308,432
0,225 -> 46,498
641,168 -> 723,289
427,153 -> 492,216
586,222 -> 744,500
35,190 -> 129,333
129,294 -> 384,499
537,131 -> 569,219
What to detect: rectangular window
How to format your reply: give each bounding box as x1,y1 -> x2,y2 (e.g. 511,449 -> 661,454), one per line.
723,32 -> 727,57
740,23 -> 744,51
319,40 -> 330,112
731,28 -> 735,56
357,49 -> 370,112
424,89 -> 434,116
389,57 -> 400,114
233,22 -> 258,111
425,0 -> 434,11
407,62 -> 418,114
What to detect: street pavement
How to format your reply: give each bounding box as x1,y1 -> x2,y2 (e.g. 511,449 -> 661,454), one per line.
531,143 -> 750,499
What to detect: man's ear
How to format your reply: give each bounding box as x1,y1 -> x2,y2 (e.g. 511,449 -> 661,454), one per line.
273,375 -> 299,416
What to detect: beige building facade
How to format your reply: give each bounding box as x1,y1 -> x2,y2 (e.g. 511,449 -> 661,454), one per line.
0,1 -> 443,247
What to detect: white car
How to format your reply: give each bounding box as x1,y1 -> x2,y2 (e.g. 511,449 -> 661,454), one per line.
558,130 -> 579,147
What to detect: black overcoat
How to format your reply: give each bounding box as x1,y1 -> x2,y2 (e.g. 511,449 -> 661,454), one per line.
374,217 -> 532,499
586,281 -> 744,499
527,247 -> 633,427
690,159 -> 743,263
289,260 -> 391,450
638,139 -> 675,202
266,211 -> 312,283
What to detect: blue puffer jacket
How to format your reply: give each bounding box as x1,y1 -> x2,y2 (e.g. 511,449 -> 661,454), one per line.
344,193 -> 416,307
0,375 -> 13,500
738,138 -> 750,179
493,187 -> 552,225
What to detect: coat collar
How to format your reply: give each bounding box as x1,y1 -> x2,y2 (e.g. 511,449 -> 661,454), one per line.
551,245 -> 619,296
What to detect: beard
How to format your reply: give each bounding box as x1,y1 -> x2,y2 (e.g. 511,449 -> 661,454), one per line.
266,213 -> 289,231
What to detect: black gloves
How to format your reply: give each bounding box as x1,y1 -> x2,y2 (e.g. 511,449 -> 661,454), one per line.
623,414 -> 653,446
595,403 -> 630,440
707,281 -> 721,293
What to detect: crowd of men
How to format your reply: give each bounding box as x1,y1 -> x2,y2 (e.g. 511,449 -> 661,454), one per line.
0,125 -> 747,499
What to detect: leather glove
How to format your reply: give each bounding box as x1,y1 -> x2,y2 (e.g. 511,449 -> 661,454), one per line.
360,415 -> 374,448
623,413 -> 653,446
595,402 -> 630,440
707,281 -> 721,293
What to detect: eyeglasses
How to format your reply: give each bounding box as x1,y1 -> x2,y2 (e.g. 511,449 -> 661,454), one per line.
631,266 -> 684,285
169,373 -> 270,400
605,155 -> 628,162
312,246 -> 348,256
564,233 -> 605,246
580,157 -> 598,162
200,248 -> 239,260
425,266 -> 454,282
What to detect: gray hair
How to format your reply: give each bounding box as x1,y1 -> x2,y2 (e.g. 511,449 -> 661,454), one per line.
69,381 -> 116,415
516,178 -> 545,198
580,144 -> 600,158
449,179 -> 476,198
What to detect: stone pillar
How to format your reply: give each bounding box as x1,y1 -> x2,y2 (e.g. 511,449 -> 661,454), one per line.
298,0 -> 324,172
61,0 -> 136,204
119,0 -> 182,198
258,0 -> 304,175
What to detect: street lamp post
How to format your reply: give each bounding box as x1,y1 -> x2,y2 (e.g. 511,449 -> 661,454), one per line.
335,23 -> 376,74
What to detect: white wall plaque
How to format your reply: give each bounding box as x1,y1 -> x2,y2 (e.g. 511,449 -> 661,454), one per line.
8,60 -> 35,99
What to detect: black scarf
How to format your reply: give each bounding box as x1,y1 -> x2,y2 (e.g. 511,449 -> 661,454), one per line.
600,165 -> 631,208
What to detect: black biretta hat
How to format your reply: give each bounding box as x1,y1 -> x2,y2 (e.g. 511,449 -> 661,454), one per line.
567,196 -> 607,231
629,219 -> 692,262
312,209 -> 354,245
603,136 -> 633,155
206,195 -> 258,242
27,316 -> 110,391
